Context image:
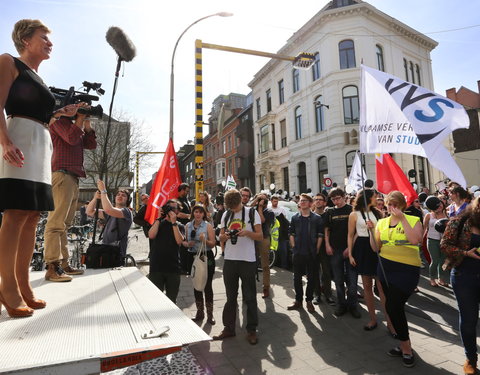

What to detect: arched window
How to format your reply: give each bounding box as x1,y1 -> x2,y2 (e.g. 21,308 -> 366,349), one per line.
342,85 -> 359,124
339,40 -> 356,69
314,95 -> 325,132
298,162 -> 307,194
318,156 -> 328,191
312,52 -> 321,81
345,150 -> 356,176
376,44 -> 385,72
292,68 -> 300,93
295,106 -> 302,139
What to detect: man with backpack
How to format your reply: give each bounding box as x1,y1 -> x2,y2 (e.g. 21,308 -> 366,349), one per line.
213,189 -> 263,345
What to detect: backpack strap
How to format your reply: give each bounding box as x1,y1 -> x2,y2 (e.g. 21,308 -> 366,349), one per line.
248,206 -> 255,231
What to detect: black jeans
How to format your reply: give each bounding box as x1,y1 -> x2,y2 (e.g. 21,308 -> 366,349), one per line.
381,281 -> 412,342
293,253 -> 318,302
187,250 -> 215,303
222,260 -> 258,333
149,271 -> 181,303
314,247 -> 333,299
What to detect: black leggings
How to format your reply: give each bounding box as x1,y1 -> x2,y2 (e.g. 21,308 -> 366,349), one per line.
381,281 -> 412,341
187,250 -> 215,303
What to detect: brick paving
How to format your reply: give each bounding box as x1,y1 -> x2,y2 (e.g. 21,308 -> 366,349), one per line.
127,227 -> 466,374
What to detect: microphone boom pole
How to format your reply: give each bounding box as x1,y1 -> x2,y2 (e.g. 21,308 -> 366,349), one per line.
91,27 -> 136,244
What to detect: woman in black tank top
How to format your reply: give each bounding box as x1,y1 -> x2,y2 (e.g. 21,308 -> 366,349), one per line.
0,19 -> 81,318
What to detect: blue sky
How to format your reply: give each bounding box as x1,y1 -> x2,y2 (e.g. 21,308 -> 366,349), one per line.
1,0 -> 479,184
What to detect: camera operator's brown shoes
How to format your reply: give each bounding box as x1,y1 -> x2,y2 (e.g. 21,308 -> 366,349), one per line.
62,264 -> 84,275
45,262 -> 72,282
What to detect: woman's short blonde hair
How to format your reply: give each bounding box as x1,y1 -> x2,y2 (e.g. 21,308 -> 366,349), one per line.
385,191 -> 407,211
12,19 -> 50,53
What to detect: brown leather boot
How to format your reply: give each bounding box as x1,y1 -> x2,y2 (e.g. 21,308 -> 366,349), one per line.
206,302 -> 215,325
192,300 -> 204,321
45,262 -> 72,282
61,262 -> 84,275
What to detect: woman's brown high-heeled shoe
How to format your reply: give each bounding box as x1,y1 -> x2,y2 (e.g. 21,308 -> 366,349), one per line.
0,292 -> 34,318
21,295 -> 47,309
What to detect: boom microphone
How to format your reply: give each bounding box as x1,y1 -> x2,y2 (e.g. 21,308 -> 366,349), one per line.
106,26 -> 136,62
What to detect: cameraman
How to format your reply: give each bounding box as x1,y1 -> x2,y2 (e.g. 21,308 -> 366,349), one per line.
148,199 -> 185,303
252,193 -> 275,298
44,103 -> 97,282
213,189 -> 263,345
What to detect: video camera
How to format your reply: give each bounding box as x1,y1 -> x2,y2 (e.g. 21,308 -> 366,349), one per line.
49,81 -> 104,118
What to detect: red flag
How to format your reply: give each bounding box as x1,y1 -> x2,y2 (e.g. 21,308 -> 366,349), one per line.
375,153 -> 418,206
145,139 -> 182,224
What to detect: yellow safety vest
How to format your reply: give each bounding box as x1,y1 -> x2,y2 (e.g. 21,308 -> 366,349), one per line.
376,214 -> 421,267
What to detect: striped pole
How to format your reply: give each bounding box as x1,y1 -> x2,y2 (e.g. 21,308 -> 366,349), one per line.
194,39 -> 204,202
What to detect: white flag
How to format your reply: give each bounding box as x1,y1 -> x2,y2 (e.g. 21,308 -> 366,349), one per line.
225,175 -> 236,191
348,152 -> 367,193
359,64 -> 469,187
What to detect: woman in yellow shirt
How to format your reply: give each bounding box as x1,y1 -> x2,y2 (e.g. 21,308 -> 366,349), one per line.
375,191 -> 423,368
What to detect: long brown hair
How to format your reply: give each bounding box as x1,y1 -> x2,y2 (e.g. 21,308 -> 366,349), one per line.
353,189 -> 381,219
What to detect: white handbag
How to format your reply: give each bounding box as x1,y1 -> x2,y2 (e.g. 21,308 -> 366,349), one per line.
191,239 -> 208,292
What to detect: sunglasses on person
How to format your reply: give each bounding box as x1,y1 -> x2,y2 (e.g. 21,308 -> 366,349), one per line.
190,229 -> 196,239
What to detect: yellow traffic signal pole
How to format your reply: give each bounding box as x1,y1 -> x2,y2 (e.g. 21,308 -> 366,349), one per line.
193,39 -> 314,201
135,151 -> 165,211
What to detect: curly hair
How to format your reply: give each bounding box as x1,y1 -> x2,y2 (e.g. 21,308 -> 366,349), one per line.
353,189 -> 382,219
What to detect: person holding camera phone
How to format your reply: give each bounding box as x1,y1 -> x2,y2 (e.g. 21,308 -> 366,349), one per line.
183,205 -> 216,324
0,19 -> 87,317
44,102 -> 97,282
147,199 -> 185,303
86,180 -> 132,258
213,189 -> 263,345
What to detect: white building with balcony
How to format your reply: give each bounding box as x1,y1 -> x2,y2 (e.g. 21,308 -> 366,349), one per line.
249,0 -> 445,194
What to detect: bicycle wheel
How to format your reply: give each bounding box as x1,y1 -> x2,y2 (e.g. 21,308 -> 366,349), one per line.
123,254 -> 136,267
268,250 -> 276,268
31,252 -> 44,271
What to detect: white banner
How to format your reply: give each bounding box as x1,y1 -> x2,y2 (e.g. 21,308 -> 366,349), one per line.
348,152 -> 367,193
359,64 -> 469,187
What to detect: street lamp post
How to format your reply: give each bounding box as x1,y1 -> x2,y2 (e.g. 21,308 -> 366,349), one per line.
169,12 -> 233,141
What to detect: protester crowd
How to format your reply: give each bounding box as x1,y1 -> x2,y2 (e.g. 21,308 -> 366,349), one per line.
135,179 -> 480,373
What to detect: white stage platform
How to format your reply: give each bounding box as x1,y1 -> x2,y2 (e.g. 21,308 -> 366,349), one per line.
0,268 -> 210,374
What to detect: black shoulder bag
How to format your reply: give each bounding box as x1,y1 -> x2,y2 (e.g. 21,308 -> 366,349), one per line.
85,216 -> 124,268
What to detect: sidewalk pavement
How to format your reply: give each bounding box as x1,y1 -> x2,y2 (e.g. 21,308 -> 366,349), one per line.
126,227 -> 466,374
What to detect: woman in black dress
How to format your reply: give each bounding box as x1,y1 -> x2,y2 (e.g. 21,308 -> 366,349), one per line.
0,19 -> 80,318
347,189 -> 387,331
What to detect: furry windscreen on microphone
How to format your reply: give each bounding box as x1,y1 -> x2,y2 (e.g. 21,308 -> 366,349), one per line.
106,26 -> 136,62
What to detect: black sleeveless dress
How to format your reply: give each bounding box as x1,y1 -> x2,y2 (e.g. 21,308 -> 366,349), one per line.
0,56 -> 55,211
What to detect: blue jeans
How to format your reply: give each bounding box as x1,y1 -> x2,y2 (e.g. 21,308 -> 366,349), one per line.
330,248 -> 358,307
451,268 -> 480,364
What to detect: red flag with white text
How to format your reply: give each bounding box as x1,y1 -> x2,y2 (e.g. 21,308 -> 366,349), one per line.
375,153 -> 418,206
145,139 -> 181,224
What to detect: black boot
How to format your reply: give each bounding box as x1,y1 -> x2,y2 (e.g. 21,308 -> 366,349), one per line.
206,301 -> 216,325
192,300 -> 204,322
